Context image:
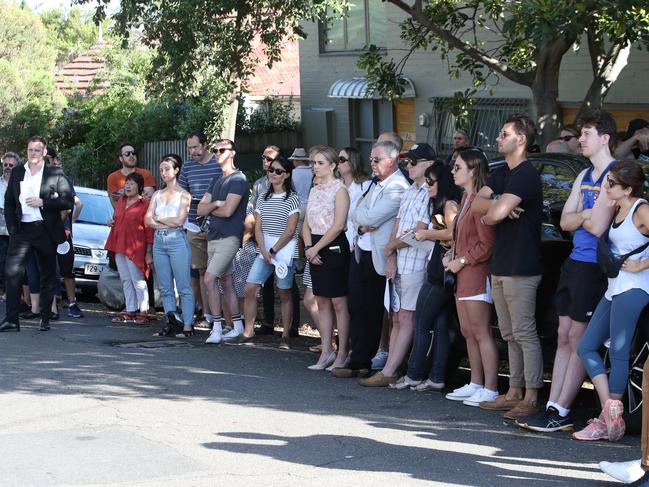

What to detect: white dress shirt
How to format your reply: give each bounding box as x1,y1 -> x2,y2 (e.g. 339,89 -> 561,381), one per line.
20,162 -> 44,222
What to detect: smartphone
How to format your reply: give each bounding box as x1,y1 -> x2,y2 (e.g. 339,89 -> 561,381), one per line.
328,245 -> 341,254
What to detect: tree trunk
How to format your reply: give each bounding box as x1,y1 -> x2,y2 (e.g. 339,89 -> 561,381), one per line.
220,92 -> 240,142
530,39 -> 572,150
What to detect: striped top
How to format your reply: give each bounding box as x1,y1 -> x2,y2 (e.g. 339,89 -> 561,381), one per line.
255,191 -> 301,237
396,182 -> 431,274
178,154 -> 221,224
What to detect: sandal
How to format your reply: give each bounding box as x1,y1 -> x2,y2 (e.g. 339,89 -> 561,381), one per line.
411,379 -> 445,393
112,312 -> 135,323
153,326 -> 173,337
133,313 -> 150,325
388,376 -> 422,390
175,329 -> 195,338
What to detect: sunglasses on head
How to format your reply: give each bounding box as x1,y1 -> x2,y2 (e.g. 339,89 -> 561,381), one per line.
267,167 -> 287,175
122,151 -> 136,157
606,175 -> 625,188
560,135 -> 577,142
216,147 -> 233,154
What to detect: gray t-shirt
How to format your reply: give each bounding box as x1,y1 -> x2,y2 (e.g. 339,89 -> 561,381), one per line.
207,171 -> 249,242
292,165 -> 313,205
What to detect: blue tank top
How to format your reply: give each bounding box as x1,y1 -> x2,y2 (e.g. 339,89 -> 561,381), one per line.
570,161 -> 615,263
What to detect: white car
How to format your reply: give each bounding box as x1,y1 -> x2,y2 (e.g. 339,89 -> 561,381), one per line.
72,187 -> 113,290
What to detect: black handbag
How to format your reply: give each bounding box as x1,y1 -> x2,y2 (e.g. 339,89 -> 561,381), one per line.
443,269 -> 457,293
597,222 -> 649,278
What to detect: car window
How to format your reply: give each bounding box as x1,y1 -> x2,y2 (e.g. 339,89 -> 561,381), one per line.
532,162 -> 575,207
76,192 -> 113,225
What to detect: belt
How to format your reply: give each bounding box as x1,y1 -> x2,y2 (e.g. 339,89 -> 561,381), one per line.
155,228 -> 183,236
21,220 -> 44,226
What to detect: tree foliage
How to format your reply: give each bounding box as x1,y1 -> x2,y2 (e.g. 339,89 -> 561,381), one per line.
40,7 -> 103,63
358,0 -> 649,144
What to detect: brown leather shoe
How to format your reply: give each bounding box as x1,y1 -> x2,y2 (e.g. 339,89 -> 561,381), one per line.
358,372 -> 398,387
331,367 -> 370,379
479,394 -> 522,411
503,400 -> 540,420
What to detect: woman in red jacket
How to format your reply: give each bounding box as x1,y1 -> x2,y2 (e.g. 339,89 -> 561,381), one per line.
443,148 -> 497,406
105,172 -> 154,324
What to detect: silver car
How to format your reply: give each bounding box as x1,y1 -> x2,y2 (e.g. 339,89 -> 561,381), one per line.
72,187 -> 113,289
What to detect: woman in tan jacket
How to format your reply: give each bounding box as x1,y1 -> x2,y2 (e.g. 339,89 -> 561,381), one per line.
443,148 -> 498,407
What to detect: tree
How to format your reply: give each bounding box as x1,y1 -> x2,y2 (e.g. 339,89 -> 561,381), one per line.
40,7 -> 104,63
0,1 -> 61,151
357,0 -> 649,146
76,0 -> 348,141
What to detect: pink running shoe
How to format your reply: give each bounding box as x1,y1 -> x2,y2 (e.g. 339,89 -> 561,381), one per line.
572,418 -> 609,441
602,399 -> 626,442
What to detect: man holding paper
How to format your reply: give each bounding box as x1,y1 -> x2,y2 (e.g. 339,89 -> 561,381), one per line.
0,136 -> 74,332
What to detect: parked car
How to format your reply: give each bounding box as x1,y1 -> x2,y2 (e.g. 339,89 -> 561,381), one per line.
446,153 -> 648,431
71,187 -> 113,294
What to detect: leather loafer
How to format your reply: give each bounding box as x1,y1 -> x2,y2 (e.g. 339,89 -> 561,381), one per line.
0,321 -> 20,332
331,367 -> 370,379
39,321 -> 51,331
20,311 -> 40,320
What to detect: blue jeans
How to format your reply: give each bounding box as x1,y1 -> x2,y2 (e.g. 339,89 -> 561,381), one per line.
407,280 -> 453,383
153,229 -> 195,326
578,288 -> 649,395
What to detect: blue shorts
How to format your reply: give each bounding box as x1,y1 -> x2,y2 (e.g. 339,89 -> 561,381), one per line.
246,256 -> 294,289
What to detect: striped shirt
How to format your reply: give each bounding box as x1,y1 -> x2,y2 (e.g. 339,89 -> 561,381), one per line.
255,191 -> 301,259
178,154 -> 221,224
396,182 -> 431,274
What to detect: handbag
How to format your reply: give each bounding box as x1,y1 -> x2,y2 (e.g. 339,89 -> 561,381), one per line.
597,220 -> 649,278
443,269 -> 457,293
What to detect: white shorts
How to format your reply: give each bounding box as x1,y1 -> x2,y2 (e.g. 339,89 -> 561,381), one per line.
458,276 -> 493,303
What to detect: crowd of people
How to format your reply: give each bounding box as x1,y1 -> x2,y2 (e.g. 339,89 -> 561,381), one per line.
4,112 -> 649,485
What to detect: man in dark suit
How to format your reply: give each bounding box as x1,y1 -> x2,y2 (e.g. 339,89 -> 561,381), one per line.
0,136 -> 74,332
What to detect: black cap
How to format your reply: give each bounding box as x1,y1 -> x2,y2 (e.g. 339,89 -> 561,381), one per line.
46,147 -> 58,160
404,143 -> 436,161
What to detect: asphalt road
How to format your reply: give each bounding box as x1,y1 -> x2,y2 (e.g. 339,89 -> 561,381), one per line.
0,303 -> 640,486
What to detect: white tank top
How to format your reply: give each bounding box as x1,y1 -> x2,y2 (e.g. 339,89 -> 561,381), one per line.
605,198 -> 649,299
154,191 -> 182,218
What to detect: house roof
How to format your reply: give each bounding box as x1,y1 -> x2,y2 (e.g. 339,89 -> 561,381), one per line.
246,39 -> 300,98
55,44 -> 110,95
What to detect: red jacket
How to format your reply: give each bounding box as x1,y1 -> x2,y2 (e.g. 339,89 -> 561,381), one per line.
105,196 -> 153,278
454,193 -> 494,297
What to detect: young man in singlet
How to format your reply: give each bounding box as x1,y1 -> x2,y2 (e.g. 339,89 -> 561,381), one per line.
517,110 -> 617,433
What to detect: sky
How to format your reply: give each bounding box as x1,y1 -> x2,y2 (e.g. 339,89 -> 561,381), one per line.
24,0 -> 118,13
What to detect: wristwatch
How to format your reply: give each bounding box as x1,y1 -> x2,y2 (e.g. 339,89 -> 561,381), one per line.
269,248 -> 276,255
459,257 -> 466,265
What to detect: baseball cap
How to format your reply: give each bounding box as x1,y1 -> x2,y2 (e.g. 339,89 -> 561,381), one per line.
404,143 -> 436,161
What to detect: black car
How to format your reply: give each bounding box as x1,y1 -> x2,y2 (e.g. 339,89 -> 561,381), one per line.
446,152 -> 648,431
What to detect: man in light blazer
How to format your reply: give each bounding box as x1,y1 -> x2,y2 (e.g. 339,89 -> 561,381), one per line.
332,140 -> 410,378
0,136 -> 74,332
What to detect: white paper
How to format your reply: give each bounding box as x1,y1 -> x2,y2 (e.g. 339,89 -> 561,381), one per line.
384,279 -> 400,312
261,235 -> 296,267
398,230 -> 435,252
271,258 -> 288,279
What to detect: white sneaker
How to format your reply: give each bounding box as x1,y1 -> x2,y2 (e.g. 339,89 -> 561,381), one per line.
445,383 -> 483,401
599,459 -> 644,484
222,326 -> 243,341
205,328 -> 222,344
371,348 -> 389,370
463,388 -> 498,407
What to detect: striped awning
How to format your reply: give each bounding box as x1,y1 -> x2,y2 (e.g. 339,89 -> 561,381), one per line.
327,76 -> 416,99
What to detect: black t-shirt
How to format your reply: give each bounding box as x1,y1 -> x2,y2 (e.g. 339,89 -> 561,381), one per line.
488,160 -> 543,276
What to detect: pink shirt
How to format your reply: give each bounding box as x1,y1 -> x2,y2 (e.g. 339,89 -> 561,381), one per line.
307,179 -> 344,235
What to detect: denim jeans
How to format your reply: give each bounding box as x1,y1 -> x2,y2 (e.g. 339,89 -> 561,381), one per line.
153,229 -> 195,326
577,288 -> 649,395
407,280 -> 453,383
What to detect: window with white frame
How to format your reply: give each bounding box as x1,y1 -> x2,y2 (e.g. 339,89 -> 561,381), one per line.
320,0 -> 386,53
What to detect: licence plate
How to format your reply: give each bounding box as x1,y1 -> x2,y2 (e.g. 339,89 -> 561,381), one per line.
84,264 -> 104,275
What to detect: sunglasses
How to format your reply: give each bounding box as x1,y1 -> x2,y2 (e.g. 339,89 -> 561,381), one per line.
369,156 -> 387,164
262,155 -> 275,162
606,175 -> 625,188
404,158 -> 429,166
121,151 -> 136,157
339,156 -> 349,163
560,135 -> 577,142
216,147 -> 233,154
426,178 -> 437,186
267,167 -> 287,175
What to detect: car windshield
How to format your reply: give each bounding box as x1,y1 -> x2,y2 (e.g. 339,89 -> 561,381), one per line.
76,192 -> 113,225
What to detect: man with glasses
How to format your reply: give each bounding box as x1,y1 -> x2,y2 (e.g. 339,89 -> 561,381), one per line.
517,110 -> 616,434
333,140 -> 409,378
360,143 -> 436,386
198,139 -> 249,343
107,143 -> 156,208
179,130 -> 221,328
473,113 -> 544,419
250,145 -> 300,336
0,152 -> 19,293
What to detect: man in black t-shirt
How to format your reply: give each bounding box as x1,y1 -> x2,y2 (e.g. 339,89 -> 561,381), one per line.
472,113 -> 544,421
